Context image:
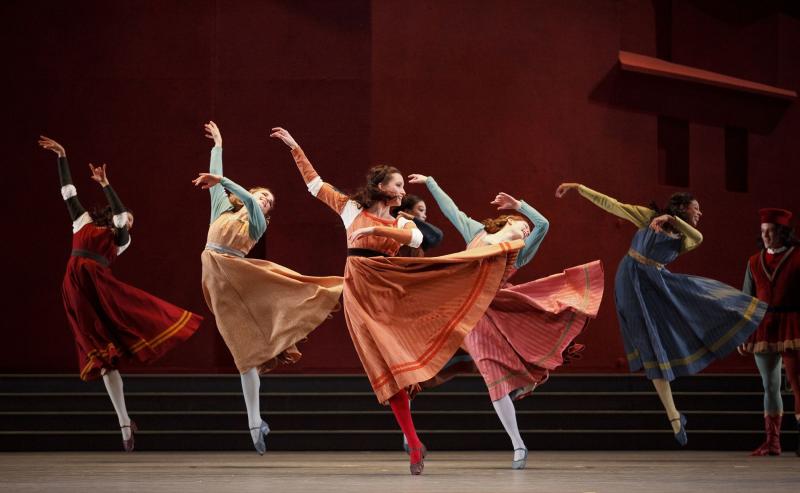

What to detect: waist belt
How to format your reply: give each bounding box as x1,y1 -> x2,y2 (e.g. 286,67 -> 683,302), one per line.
627,248 -> 665,270
347,248 -> 388,258
205,243 -> 245,258
71,249 -> 110,267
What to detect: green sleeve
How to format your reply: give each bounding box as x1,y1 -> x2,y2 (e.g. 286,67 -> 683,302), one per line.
515,200 -> 550,268
426,177 -> 485,243
220,176 -> 267,241
577,185 -> 654,229
209,147 -> 232,222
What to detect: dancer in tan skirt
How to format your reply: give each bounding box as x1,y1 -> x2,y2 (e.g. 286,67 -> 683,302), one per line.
271,127 -> 523,475
194,122 -> 343,455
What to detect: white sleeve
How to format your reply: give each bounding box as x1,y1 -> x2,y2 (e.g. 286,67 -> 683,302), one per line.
307,176 -> 323,196
340,201 -> 362,229
396,216 -> 423,248
61,184 -> 77,200
72,212 -> 93,233
112,212 -> 128,229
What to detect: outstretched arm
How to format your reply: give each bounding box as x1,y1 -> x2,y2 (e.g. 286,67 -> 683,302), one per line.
491,192 -> 550,268
193,173 -> 267,241
650,214 -> 703,253
348,219 -> 423,248
408,174 -> 484,244
40,136 -> 89,229
556,182 -> 654,229
89,163 -> 131,250
270,127 -> 351,214
203,121 -> 232,222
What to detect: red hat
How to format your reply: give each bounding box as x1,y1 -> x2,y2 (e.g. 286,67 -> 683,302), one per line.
759,208 -> 793,226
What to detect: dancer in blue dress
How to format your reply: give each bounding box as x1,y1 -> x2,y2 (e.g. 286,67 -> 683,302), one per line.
556,182 -> 767,445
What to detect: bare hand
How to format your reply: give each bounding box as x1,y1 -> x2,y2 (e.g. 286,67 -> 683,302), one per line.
650,214 -> 673,233
88,163 -> 109,186
348,226 -> 376,243
269,127 -> 299,150
491,192 -> 520,210
204,121 -> 222,147
407,174 -> 428,184
192,172 -> 222,190
736,343 -> 747,356
396,211 -> 415,220
555,182 -> 579,198
38,135 -> 66,157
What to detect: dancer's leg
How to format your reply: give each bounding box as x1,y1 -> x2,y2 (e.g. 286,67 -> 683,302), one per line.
492,395 -> 527,461
102,369 -> 132,440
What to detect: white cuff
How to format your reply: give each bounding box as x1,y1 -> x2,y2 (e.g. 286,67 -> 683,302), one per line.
112,212 -> 128,229
72,212 -> 92,233
408,228 -> 423,248
307,176 -> 323,196
61,184 -> 77,200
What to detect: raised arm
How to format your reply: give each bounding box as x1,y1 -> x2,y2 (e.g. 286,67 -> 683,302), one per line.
408,174 -> 484,243
204,121 -> 232,222
89,163 -> 131,250
193,173 -> 266,241
556,183 -> 654,229
491,192 -> 550,268
270,127 -> 351,215
39,136 -> 90,230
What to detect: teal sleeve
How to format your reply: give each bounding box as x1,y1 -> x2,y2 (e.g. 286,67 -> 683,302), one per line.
209,147 -> 232,222
742,262 -> 756,296
220,176 -> 267,241
426,177 -> 485,244
514,200 -> 550,268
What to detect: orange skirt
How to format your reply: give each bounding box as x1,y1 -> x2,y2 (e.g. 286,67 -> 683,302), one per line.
342,240 -> 524,403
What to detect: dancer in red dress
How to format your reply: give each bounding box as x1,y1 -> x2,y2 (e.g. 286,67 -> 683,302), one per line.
39,136 -> 202,451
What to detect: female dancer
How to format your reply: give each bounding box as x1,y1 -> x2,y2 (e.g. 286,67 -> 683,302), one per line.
740,208 -> 800,456
394,194 -> 443,257
39,136 -> 202,452
409,174 -> 603,468
556,182 -> 767,445
271,127 -> 523,474
194,122 -> 343,455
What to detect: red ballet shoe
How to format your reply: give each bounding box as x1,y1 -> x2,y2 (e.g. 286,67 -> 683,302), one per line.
121,420 -> 138,452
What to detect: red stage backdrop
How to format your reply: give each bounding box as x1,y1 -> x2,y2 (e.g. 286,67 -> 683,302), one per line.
3,0 -> 799,375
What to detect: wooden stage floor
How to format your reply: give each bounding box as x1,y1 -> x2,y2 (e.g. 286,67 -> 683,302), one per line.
0,451 -> 796,492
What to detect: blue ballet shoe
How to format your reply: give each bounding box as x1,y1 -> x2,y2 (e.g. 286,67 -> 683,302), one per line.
670,414 -> 687,447
250,419 -> 270,455
511,447 -> 528,470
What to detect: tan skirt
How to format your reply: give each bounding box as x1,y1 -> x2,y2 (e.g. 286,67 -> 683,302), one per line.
343,240 -> 524,403
201,250 -> 343,374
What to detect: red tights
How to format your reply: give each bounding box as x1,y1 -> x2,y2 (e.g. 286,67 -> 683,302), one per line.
388,389 -> 423,462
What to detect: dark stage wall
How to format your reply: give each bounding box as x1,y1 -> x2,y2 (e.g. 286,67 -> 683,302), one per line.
3,0 -> 798,376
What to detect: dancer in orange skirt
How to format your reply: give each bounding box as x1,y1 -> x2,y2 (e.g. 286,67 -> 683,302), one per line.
195,122 -> 343,455
409,174 -> 604,468
271,127 -> 522,474
40,136 -> 202,452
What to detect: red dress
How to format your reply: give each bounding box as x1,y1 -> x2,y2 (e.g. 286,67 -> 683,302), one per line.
744,247 -> 800,353
62,223 -> 202,380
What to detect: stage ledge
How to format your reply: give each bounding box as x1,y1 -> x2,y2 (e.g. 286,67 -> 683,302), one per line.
618,50 -> 797,100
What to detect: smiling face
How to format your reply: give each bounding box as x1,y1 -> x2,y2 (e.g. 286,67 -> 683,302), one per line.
378,172 -> 405,207
410,200 -> 427,221
761,223 -> 783,250
683,200 -> 702,227
251,188 -> 274,216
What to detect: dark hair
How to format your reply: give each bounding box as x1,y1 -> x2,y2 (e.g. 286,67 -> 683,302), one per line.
398,194 -> 423,213
90,205 -> 132,230
481,214 -> 529,234
758,223 -> 800,249
649,192 -> 696,234
349,165 -> 402,209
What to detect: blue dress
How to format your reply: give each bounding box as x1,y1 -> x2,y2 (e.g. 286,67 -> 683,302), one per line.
578,185 -> 767,381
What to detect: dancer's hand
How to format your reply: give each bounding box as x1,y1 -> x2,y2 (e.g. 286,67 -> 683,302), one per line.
491,192 -> 520,210
38,135 -> 66,157
348,226 -> 376,243
396,211 -> 415,220
407,174 -> 428,184
650,214 -> 673,233
88,163 -> 109,187
204,121 -> 222,147
736,343 -> 747,356
555,183 -> 579,198
269,127 -> 299,150
192,172 -> 222,189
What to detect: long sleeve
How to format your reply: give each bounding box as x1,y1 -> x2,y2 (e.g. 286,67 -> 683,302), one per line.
373,219 -> 422,247
220,176 -> 267,241
577,185 -> 654,229
514,200 -> 550,268
102,184 -> 130,247
425,177 -> 485,243
670,215 -> 703,253
412,217 -> 444,251
290,146 -> 351,215
57,156 -> 88,223
208,146 -> 232,223
742,262 -> 756,296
